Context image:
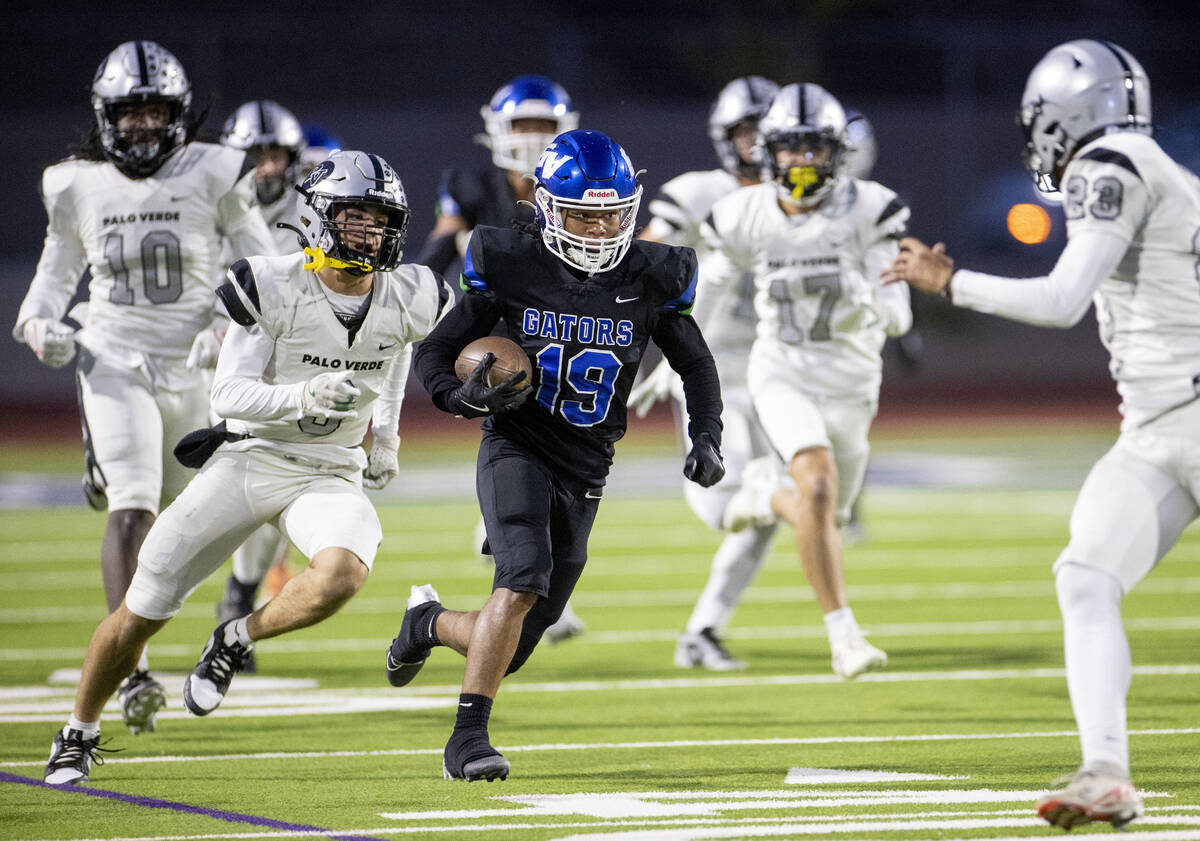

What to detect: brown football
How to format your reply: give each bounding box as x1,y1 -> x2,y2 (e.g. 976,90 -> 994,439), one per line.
454,336 -> 532,389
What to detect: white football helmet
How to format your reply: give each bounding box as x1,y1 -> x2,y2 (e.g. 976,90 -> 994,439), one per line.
841,110 -> 877,180
295,150 -> 410,275
220,100 -> 307,204
756,83 -> 847,207
707,76 -> 779,178
1020,39 -> 1151,191
91,41 -> 191,178
480,75 -> 580,175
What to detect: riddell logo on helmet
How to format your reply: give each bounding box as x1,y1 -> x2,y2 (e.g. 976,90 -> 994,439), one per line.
584,189 -> 618,199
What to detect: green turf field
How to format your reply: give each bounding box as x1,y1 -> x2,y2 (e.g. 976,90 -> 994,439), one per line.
2,422 -> 1198,840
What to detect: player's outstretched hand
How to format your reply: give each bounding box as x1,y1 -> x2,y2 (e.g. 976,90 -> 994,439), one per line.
363,436 -> 400,490
22,317 -> 77,368
302,371 -> 360,420
684,432 -> 725,488
881,237 -> 954,296
449,353 -> 532,419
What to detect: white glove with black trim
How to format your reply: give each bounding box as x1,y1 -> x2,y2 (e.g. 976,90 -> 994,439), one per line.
22,317 -> 77,368
363,435 -> 400,490
301,371 -> 360,420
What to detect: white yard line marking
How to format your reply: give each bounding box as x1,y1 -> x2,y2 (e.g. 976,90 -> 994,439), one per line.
3,664 -> 1199,722
2,726 -> 1197,768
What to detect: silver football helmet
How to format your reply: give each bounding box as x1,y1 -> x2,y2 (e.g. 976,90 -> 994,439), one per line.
841,110 -> 877,180
1020,39 -> 1151,191
220,100 -> 307,204
91,41 -> 191,178
295,150 -> 410,275
707,76 -> 779,178
756,83 -> 847,207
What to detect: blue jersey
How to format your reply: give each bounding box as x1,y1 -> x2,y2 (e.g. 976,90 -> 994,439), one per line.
415,225 -> 721,486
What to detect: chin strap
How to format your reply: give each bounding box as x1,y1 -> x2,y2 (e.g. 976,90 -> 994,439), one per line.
302,246 -> 373,275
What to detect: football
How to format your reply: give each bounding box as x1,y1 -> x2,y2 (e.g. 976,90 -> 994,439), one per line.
454,336 -> 532,389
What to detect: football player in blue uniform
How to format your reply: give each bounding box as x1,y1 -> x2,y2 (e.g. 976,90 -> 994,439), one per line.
416,75 -> 579,277
417,76 -> 590,641
392,130 -> 725,782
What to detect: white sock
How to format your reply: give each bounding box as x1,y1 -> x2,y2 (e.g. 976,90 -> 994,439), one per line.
824,607 -> 860,644
230,616 -> 253,645
137,648 -> 149,672
67,716 -> 100,738
1056,562 -> 1130,772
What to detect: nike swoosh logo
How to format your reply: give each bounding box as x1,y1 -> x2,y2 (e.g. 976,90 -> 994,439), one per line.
459,702 -> 473,708
615,295 -> 639,303
379,342 -> 396,350
461,401 -> 489,414
170,195 -> 188,202
585,490 -> 603,499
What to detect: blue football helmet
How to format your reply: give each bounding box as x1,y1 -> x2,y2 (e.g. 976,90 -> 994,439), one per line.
298,123 -> 343,180
533,130 -> 642,275
481,75 -> 579,174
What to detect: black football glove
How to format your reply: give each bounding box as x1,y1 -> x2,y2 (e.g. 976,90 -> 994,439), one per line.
683,432 -> 725,487
448,353 -> 532,419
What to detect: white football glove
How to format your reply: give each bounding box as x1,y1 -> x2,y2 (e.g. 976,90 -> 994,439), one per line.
628,359 -> 681,419
186,322 -> 227,370
22,317 -> 77,368
362,436 -> 400,490
301,371 -> 360,420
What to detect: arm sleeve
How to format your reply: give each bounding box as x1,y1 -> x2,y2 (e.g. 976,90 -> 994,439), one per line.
653,312 -> 723,445
369,346 -> 411,446
863,239 -> 912,336
14,178 -> 87,339
209,323 -> 307,421
951,227 -> 1129,328
218,173 -> 280,267
412,291 -> 503,414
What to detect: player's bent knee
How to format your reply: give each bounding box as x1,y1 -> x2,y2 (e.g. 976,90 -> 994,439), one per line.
309,548 -> 368,604
1055,560 -> 1122,613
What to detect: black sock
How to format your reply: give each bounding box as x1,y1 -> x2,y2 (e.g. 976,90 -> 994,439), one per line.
415,603 -> 445,648
454,693 -> 492,731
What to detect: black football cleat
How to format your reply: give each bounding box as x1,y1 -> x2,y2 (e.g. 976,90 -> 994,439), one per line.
385,584 -> 441,687
443,728 -> 510,782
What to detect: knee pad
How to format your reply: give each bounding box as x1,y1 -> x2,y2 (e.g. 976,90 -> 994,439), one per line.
1055,560 -> 1122,616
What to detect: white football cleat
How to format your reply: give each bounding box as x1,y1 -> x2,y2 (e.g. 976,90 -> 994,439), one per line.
1036,761 -> 1144,830
721,456 -> 787,533
831,635 -> 887,680
543,601 -> 586,644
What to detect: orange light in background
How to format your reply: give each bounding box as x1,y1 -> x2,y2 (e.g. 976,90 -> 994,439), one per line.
1007,202 -> 1052,244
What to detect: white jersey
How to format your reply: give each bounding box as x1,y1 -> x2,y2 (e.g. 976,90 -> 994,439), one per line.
14,142 -> 277,366
709,178 -> 912,399
212,253 -> 448,469
1068,133 -> 1200,425
648,169 -> 757,372
260,192 -> 305,253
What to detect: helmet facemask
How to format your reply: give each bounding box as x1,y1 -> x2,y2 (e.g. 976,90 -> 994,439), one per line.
766,130 -> 842,206
310,199 -> 409,275
249,145 -> 302,205
534,186 -> 642,275
97,96 -> 188,178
